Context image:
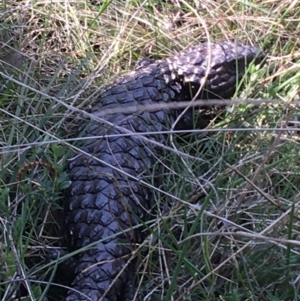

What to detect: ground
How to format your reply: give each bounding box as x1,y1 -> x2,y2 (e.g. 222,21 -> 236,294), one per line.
1,1 -> 300,300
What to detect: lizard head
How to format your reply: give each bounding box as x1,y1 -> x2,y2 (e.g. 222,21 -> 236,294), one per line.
166,41 -> 266,99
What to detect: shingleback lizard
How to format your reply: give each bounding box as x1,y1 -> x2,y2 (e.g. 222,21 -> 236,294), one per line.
63,41 -> 265,301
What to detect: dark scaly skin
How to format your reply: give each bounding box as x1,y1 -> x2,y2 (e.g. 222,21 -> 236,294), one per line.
63,41 -> 265,301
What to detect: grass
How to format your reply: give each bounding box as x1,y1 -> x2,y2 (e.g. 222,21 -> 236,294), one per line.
0,0 -> 300,300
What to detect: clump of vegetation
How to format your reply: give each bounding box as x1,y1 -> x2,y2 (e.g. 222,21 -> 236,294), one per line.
0,0 -> 300,300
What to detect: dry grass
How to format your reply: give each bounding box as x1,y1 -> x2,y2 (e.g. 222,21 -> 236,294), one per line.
0,0 -> 300,300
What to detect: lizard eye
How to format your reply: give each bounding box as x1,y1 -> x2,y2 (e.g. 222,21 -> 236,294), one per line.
230,60 -> 238,72
230,59 -> 246,75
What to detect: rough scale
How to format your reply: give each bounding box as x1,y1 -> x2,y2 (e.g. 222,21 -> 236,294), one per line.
63,41 -> 265,301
